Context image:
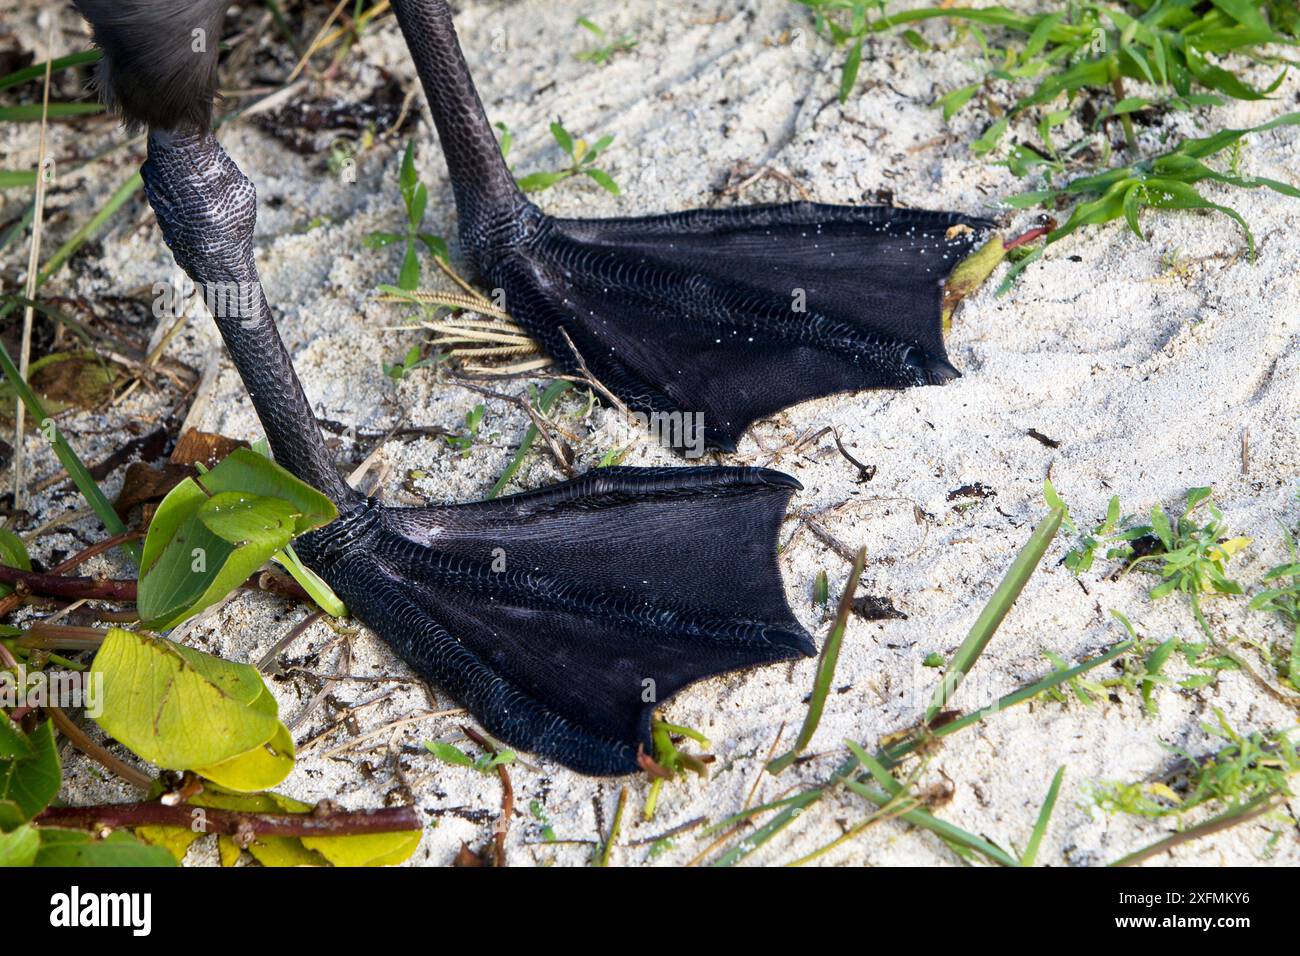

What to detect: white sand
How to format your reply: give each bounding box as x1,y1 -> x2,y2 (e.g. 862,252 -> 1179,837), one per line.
2,0 -> 1297,866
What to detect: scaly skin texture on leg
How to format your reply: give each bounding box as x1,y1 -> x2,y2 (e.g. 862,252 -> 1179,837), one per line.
142,130 -> 357,507
139,129 -> 814,775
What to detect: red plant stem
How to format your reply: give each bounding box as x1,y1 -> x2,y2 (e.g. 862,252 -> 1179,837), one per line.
19,624 -> 109,650
1003,224 -> 1054,251
463,724 -> 513,867
35,801 -> 421,840
0,564 -> 137,601
50,529 -> 147,575
0,531 -> 145,619
0,564 -> 309,609
47,705 -> 155,790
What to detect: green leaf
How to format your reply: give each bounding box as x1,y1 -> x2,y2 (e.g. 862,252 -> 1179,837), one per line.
364,231 -> 403,248
0,527 -> 31,599
488,380 -> 573,497
416,233 -> 449,260
1140,178 -> 1256,258
768,548 -> 866,774
839,38 -> 864,103
972,116 -> 1010,155
926,506 -> 1064,722
133,823 -> 204,863
399,140 -> 417,210
33,828 -> 176,867
272,544 -> 348,618
198,492 -> 299,549
399,243 -> 421,290
494,120 -> 513,159
812,569 -> 829,608
1042,479 -> 1074,533
194,721 -> 295,791
583,168 -> 621,194
516,170 -> 571,193
0,718 -> 60,824
425,741 -> 475,768
1121,181 -> 1145,239
901,29 -> 930,52
0,102 -> 104,121
0,50 -> 102,92
936,82 -> 981,121
137,448 -> 336,630
408,182 -> 428,229
302,829 -> 422,867
1021,766 -> 1065,866
0,823 -> 40,866
193,788 -> 419,867
0,713 -> 34,760
583,134 -> 615,163
91,628 -> 291,789
550,121 -> 575,157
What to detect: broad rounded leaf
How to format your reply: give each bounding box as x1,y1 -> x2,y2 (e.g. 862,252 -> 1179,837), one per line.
91,628 -> 287,772
0,527 -> 31,599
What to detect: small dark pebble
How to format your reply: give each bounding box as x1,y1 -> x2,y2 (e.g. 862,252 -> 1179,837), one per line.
851,594 -> 907,621
1027,428 -> 1061,448
947,482 -> 996,501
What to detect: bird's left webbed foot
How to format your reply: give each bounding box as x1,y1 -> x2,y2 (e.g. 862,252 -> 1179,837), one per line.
297,466 -> 814,775
481,201 -> 993,452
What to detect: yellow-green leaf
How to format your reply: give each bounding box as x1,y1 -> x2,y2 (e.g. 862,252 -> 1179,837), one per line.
248,836 -> 328,867
91,628 -> 288,773
217,834 -> 242,867
134,825 -> 203,863
302,829 -> 422,867
194,722 -> 294,792
198,492 -> 299,548
0,718 -> 60,824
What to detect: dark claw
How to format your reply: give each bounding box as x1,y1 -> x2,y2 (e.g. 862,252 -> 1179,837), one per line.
905,348 -> 963,385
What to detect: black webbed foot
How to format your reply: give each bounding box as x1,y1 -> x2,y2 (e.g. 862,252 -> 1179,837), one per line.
477,202 -> 992,453
296,467 -> 813,775
380,0 -> 995,453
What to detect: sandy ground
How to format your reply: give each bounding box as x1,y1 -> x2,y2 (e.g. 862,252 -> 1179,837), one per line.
2,0 -> 1298,866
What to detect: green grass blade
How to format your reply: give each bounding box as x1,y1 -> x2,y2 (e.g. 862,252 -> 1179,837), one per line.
0,51 -> 101,92
37,172 -> 143,286
1021,766 -> 1065,866
273,544 -> 348,617
0,103 -> 104,122
0,170 -> 144,564
487,380 -> 572,498
709,790 -> 823,867
883,638 -> 1134,764
768,547 -> 865,774
842,777 -> 1021,867
925,506 -> 1065,723
0,340 -> 136,562
1108,792 -> 1278,866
